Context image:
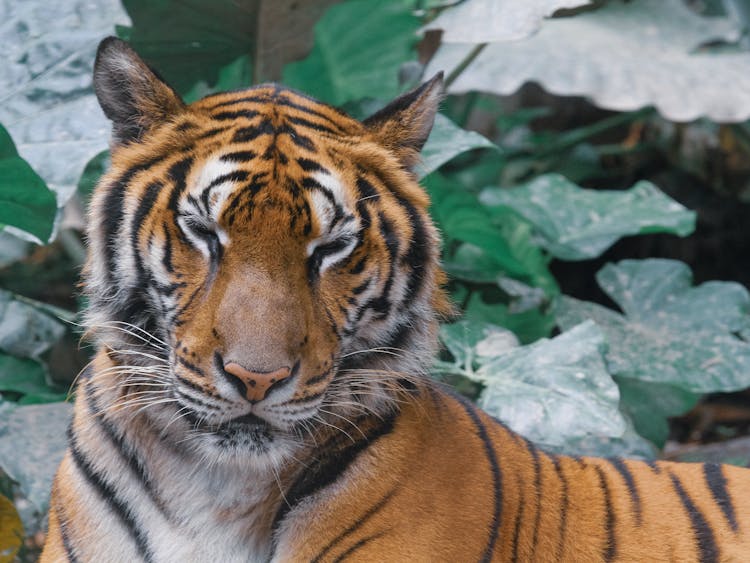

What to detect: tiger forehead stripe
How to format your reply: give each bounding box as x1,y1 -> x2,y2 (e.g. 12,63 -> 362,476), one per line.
305,170 -> 351,236
202,88 -> 354,131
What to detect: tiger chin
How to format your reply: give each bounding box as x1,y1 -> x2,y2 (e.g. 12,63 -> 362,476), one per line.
43,36 -> 750,563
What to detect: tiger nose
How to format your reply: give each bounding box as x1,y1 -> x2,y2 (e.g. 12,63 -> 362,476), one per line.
222,362 -> 293,403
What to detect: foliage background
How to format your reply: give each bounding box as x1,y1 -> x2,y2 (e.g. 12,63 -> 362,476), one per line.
3,0 -> 750,558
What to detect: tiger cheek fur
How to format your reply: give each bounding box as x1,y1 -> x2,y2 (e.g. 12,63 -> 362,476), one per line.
42,37 -> 750,563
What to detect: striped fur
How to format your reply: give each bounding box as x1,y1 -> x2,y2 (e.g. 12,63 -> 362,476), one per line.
43,37 -> 750,562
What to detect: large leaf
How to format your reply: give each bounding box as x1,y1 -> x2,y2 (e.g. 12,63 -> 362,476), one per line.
436,320 -> 520,377
0,493 -> 23,563
422,0 -> 591,43
616,377 -> 699,448
425,0 -> 750,122
121,0 -> 256,97
283,0 -> 421,105
0,355 -> 51,397
480,174 -> 696,261
556,259 -> 750,393
124,0 -> 340,95
464,294 -> 556,344
477,321 -> 626,447
419,114 -> 498,179
0,402 -> 72,513
552,418 -> 658,459
0,289 -> 66,360
0,126 -> 56,243
0,0 -> 130,203
425,172 -> 559,294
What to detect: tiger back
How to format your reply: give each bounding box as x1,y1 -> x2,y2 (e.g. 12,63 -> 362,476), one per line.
42,37 -> 750,562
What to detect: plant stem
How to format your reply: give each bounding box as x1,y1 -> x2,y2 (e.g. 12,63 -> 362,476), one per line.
445,43 -> 487,89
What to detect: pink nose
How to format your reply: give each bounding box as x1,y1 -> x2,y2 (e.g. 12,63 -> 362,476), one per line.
223,362 -> 292,403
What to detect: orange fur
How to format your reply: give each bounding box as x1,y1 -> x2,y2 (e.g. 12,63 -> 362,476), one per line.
43,38 -> 750,562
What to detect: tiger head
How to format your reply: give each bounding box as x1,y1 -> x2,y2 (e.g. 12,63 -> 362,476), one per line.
85,37 -> 451,465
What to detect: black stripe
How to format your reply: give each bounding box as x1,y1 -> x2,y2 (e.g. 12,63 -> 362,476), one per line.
102,155 -> 165,284
397,201 -> 429,304
277,94 -> 350,125
297,158 -> 327,173
510,477 -> 525,563
670,471 -> 719,562
175,372 -> 210,396
130,181 -> 162,289
703,463 -> 738,532
162,225 -> 175,273
370,171 -> 431,304
594,465 -> 617,561
221,150 -> 257,163
165,157 -> 194,212
207,94 -> 268,110
175,120 -> 197,132
453,395 -> 502,562
312,490 -> 396,563
354,212 -> 398,321
608,457 -> 642,526
232,119 -> 274,143
304,369 -> 333,387
287,114 -> 337,135
200,170 -> 250,214
175,388 -> 219,410
270,414 -> 397,545
551,456 -> 570,560
210,109 -> 259,121
196,126 -> 228,139
177,355 -> 206,377
68,427 -> 155,562
56,503 -> 79,563
302,177 -> 338,207
332,531 -> 387,563
526,440 -> 543,552
646,459 -> 661,473
84,381 -> 171,519
279,123 -> 316,151
276,389 -> 327,407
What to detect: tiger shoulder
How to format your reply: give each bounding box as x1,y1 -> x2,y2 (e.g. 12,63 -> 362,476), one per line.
42,37 -> 750,562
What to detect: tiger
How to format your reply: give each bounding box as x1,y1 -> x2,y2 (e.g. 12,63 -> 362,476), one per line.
41,36 -> 750,562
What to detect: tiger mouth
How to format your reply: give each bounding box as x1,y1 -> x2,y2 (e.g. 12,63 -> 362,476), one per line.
185,411 -> 271,433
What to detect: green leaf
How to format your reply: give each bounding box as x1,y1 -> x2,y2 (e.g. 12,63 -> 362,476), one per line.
550,418 -> 658,459
424,172 -> 534,279
0,493 -> 23,563
0,0 -> 129,202
556,259 -> 750,393
77,150 -> 110,205
465,294 -> 555,344
616,377 -> 699,447
421,0 -> 592,43
426,0 -> 750,122
480,174 -> 696,261
121,0 -> 257,98
0,355 -> 50,396
419,114 -> 498,178
0,289 -> 66,360
437,320 -> 519,377
283,0 -> 421,105
477,321 -> 626,447
0,126 -> 57,243
0,402 -> 73,513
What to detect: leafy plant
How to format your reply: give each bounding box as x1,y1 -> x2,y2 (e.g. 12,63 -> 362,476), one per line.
3,0 -> 750,551
426,0 -> 750,122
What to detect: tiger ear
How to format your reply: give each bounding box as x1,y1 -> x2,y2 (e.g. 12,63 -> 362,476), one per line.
93,37 -> 185,147
363,72 -> 444,169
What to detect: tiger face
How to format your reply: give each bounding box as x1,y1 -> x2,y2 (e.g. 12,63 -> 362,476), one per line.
85,38 -> 450,465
